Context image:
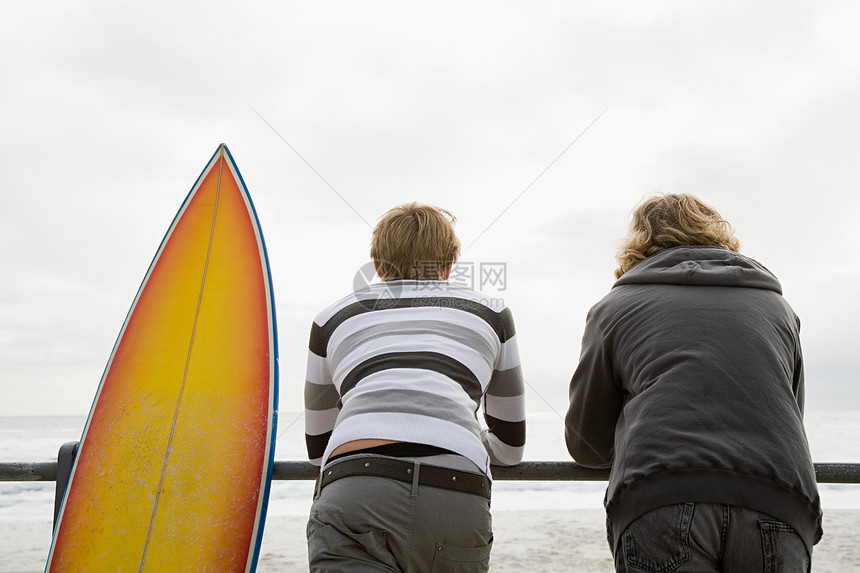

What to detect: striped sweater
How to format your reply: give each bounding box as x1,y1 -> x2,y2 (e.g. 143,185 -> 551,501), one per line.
304,280 -> 526,477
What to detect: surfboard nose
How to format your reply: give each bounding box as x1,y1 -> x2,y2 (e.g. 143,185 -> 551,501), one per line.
46,146 -> 278,572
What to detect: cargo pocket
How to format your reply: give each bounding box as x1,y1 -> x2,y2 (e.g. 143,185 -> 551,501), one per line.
429,537 -> 493,573
621,503 -> 694,573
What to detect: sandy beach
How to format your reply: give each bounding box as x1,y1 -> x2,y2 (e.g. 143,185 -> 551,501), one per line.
253,508 -> 860,572
2,507 -> 858,572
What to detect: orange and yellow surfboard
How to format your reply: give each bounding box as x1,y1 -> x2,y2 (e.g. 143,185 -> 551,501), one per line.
46,144 -> 278,572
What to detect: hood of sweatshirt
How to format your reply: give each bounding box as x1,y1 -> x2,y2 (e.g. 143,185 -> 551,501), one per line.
613,246 -> 783,294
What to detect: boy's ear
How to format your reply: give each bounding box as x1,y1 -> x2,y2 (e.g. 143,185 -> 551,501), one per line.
442,265 -> 452,281
373,259 -> 382,278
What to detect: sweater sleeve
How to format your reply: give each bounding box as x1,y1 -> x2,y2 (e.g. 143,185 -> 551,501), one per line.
483,309 -> 526,466
565,309 -> 622,469
304,325 -> 339,466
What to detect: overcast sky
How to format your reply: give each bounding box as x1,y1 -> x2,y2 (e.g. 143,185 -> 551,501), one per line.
2,1 -> 859,417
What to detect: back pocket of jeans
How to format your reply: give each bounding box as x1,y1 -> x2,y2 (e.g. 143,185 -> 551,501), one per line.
622,503 -> 694,573
760,520 -> 809,573
430,537 -> 493,572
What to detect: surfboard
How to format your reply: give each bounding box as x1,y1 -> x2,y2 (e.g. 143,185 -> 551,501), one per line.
46,144 -> 279,572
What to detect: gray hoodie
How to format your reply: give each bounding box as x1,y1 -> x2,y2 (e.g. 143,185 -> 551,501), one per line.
565,246 -> 822,553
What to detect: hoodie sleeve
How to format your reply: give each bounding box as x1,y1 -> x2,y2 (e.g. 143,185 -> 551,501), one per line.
565,308 -> 623,469
792,314 -> 805,416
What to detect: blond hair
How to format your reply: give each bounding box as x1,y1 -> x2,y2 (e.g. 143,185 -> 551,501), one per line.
370,202 -> 461,281
615,193 -> 740,279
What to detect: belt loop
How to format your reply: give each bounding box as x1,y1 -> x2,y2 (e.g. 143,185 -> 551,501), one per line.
314,471 -> 323,500
410,461 -> 421,497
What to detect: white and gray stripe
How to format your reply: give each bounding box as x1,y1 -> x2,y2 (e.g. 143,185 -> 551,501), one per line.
304,280 -> 526,476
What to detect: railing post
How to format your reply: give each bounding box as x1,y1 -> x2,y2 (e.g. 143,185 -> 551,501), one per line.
54,441 -> 78,531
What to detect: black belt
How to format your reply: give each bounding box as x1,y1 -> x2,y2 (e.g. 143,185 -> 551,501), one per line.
319,456 -> 491,500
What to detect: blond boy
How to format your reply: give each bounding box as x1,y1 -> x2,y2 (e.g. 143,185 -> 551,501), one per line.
305,203 -> 526,572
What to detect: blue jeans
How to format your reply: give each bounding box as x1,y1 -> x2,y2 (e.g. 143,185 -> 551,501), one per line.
612,503 -> 810,573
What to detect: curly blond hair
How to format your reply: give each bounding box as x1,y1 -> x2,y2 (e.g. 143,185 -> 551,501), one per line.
370,202 -> 461,281
615,193 -> 740,279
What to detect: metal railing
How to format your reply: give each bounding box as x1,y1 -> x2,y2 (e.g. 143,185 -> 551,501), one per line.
2,442 -> 858,529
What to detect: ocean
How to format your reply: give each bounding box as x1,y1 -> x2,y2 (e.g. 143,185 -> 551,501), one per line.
2,411 -> 858,572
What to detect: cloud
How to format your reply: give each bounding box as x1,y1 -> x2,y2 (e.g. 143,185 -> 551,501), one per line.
2,1 -> 859,414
